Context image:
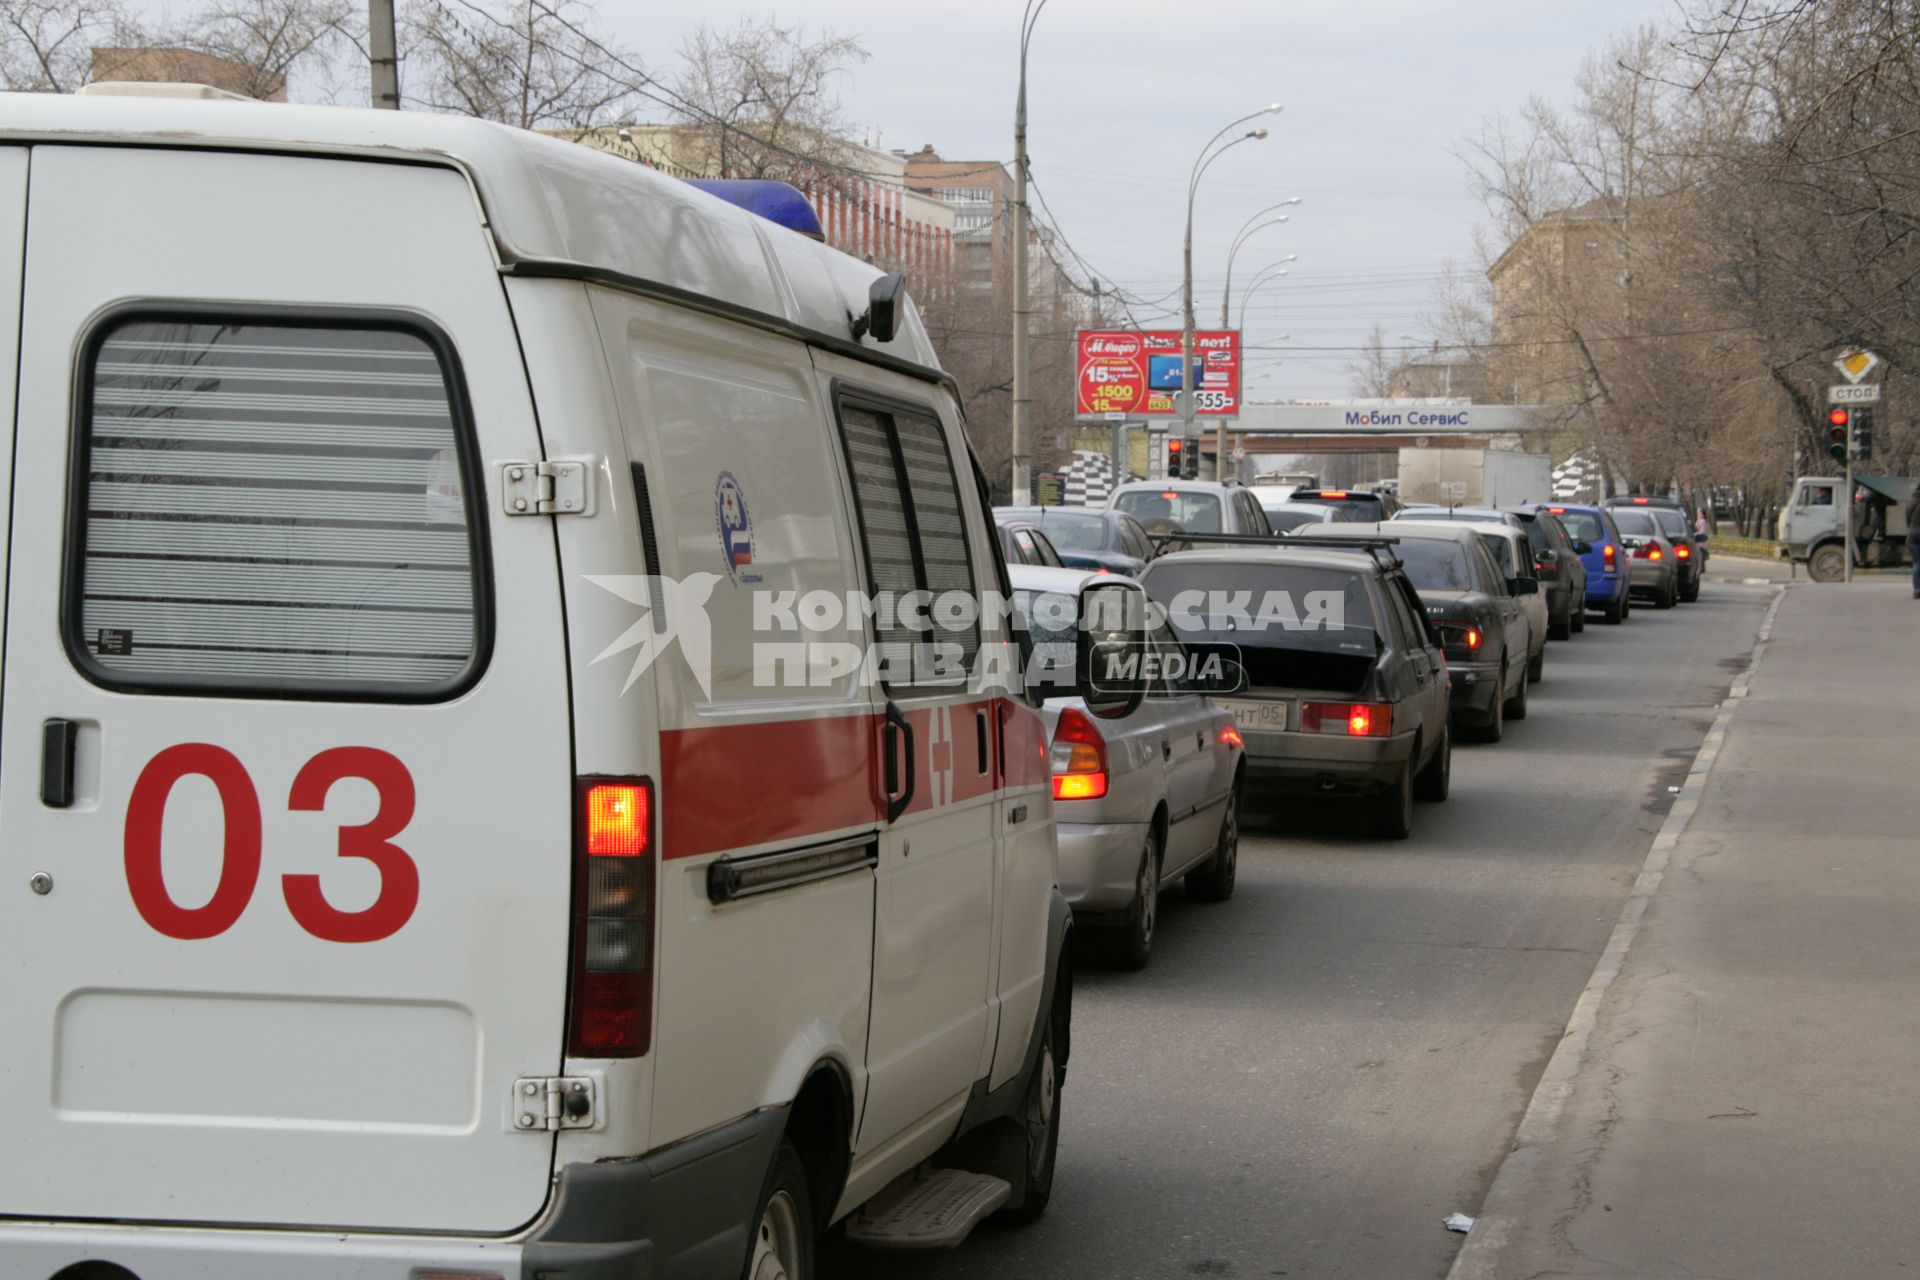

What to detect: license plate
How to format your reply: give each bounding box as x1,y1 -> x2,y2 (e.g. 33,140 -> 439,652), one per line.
1218,699 -> 1288,731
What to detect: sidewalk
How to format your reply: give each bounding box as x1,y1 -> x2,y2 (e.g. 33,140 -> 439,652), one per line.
1452,578 -> 1920,1279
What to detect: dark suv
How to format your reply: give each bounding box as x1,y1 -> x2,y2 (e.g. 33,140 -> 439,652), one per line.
1140,538 -> 1452,839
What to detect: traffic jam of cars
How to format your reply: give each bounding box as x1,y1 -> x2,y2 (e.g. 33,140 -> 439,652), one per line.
995,483 -> 1716,967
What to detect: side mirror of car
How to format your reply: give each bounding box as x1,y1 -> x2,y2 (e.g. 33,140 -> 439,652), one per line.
1508,577 -> 1539,596
1076,580 -> 1149,720
851,272 -> 907,343
1572,540 -> 1593,555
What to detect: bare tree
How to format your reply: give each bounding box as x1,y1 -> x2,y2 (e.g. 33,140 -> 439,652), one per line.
1,0 -> 137,91
669,18 -> 869,182
153,0 -> 360,100
405,0 -> 642,130
1344,322 -> 1397,399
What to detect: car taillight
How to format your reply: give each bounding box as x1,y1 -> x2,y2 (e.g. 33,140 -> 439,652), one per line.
569,778 -> 654,1058
1050,707 -> 1109,800
1675,544 -> 1691,559
1464,626 -> 1482,650
1301,701 -> 1392,737
1535,556 -> 1559,580
1221,725 -> 1244,749
1631,543 -> 1661,560
1603,543 -> 1617,571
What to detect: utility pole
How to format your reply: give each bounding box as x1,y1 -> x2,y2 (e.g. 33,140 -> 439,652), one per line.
1010,1 -> 1050,506
369,0 -> 400,110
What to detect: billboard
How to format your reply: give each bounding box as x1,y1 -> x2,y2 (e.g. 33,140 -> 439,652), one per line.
1075,329 -> 1242,421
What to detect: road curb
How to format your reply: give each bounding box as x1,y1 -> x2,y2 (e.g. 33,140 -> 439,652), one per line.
1444,582 -> 1790,1279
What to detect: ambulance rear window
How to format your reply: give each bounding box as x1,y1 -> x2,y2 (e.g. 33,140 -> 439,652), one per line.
66,315 -> 486,698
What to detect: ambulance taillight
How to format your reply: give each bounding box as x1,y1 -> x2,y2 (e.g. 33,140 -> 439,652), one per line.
569,779 -> 654,1058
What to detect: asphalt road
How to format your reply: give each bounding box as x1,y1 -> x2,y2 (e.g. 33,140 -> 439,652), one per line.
833,577 -> 1777,1280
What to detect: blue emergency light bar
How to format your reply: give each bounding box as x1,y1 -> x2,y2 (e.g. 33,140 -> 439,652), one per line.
683,179 -> 826,241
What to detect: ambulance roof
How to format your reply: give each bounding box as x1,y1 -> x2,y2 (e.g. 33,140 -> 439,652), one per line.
0,92 -> 940,375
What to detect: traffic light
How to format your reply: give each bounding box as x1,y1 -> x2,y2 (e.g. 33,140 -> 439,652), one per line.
1165,437 -> 1184,478
1182,442 -> 1200,478
1828,407 -> 1850,462
1852,406 -> 1874,460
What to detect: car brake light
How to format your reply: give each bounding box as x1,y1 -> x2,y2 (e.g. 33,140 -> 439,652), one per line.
1466,627 -> 1482,650
1160,491 -> 1179,500
1676,545 -> 1691,559
1603,543 -> 1617,570
1548,506 -> 1568,514
1632,497 -> 1649,504
1321,490 -> 1350,498
1301,701 -> 1392,737
1221,725 -> 1244,749
1050,707 -> 1109,800
570,778 -> 654,1058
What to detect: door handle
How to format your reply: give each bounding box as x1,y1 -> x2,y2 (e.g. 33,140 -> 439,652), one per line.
42,719 -> 79,809
884,702 -> 915,823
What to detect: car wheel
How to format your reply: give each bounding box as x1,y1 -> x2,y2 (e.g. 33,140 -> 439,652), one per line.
1185,785 -> 1239,902
1527,645 -> 1545,683
1549,604 -> 1572,641
1603,598 -> 1623,625
1572,604 -> 1586,633
746,1139 -> 814,1280
1112,829 -> 1160,971
1657,578 -> 1677,609
1504,660 -> 1529,721
1414,722 -> 1450,802
1369,756 -> 1414,839
1681,580 -> 1700,603
995,1008 -> 1062,1223
1476,664 -> 1507,743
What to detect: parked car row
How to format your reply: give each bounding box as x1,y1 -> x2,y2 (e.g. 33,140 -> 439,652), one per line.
990,487 -> 1720,971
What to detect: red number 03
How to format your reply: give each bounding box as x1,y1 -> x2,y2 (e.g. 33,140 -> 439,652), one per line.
124,745 -> 419,943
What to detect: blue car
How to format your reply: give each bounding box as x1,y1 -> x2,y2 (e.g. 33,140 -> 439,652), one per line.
1540,504 -> 1631,624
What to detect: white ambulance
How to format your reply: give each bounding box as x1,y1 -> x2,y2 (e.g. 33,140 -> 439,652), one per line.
0,90 -> 1141,1279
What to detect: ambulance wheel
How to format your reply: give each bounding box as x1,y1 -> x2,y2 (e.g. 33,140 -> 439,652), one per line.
997,1011 -> 1062,1223
746,1139 -> 813,1280
1185,784 -> 1239,902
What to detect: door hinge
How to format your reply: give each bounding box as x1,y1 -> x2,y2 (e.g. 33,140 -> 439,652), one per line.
501,460 -> 594,517
511,1075 -> 596,1132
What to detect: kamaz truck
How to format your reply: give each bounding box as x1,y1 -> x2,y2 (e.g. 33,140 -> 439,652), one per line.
1778,474 -> 1915,581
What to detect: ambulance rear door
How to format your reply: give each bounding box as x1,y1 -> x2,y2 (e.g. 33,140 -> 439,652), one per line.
0,146 -> 572,1233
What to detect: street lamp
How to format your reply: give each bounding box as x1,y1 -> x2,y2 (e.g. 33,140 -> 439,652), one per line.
1010,0 -> 1052,504
1236,264 -> 1291,332
1220,198 -> 1301,327
1183,104 -> 1280,481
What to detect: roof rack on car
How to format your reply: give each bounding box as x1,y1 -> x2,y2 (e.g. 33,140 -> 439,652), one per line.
1149,531 -> 1405,568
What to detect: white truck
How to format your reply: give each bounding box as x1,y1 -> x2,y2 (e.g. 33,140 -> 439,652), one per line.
1396,447 -> 1554,509
1778,474 -> 1915,581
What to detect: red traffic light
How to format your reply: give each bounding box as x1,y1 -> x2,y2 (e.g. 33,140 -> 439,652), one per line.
1828,407 -> 1851,427
1167,438 -> 1184,452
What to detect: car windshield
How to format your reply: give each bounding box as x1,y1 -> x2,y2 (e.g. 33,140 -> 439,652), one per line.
1304,496 -> 1383,520
1114,489 -> 1223,533
1650,509 -> 1688,539
1031,513 -> 1111,551
1611,509 -> 1658,536
1389,538 -> 1475,592
1552,510 -> 1606,542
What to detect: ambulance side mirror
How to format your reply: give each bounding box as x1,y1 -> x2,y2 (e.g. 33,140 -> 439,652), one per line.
852,272 -> 907,344
1077,580 -> 1149,720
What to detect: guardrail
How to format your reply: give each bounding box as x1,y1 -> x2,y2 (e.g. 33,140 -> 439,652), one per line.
1705,535 -> 1783,560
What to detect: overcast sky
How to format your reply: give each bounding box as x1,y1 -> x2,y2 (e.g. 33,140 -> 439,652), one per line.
609,0 -> 1685,400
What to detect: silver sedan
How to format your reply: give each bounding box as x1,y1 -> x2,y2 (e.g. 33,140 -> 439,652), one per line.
1010,564 -> 1246,971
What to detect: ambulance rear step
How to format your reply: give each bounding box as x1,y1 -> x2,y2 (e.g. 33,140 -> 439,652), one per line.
842,1166 -> 1012,1250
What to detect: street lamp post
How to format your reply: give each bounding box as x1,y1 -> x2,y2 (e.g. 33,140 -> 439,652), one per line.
1185,105 -> 1280,483
1220,198 -> 1300,327
1010,0 -> 1052,505
1236,264 -> 1291,332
